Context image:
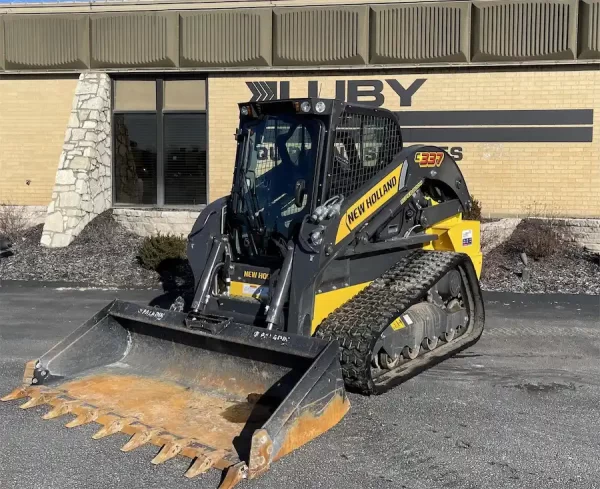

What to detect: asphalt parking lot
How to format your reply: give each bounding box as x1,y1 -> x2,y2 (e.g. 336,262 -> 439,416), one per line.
1,284 -> 599,489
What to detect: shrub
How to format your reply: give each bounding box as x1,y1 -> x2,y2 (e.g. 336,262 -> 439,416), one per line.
0,203 -> 28,240
505,218 -> 563,260
464,196 -> 482,221
138,233 -> 188,271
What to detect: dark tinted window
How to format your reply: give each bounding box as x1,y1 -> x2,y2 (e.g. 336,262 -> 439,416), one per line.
164,113 -> 207,206
112,77 -> 207,207
114,113 -> 157,205
239,116 -> 320,236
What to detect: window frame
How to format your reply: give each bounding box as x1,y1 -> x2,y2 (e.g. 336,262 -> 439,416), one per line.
111,74 -> 209,209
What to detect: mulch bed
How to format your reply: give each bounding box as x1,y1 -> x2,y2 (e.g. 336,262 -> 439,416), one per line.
1,212 -> 598,295
480,219 -> 599,295
0,211 -> 159,288
480,243 -> 599,295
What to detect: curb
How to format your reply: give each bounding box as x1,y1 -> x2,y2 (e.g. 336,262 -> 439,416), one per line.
0,279 -> 163,292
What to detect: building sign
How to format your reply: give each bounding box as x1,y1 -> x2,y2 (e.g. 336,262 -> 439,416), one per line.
247,79 -> 425,106
246,79 -> 594,147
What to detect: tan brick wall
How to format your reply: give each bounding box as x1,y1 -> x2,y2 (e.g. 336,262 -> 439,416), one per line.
208,69 -> 600,218
0,76 -> 78,206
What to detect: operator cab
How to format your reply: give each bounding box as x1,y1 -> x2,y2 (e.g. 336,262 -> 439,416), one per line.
229,99 -> 333,264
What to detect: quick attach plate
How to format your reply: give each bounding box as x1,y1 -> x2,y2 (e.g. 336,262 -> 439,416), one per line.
185,311 -> 232,334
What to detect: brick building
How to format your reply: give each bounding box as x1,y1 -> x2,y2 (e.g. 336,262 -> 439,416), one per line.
0,0 -> 598,247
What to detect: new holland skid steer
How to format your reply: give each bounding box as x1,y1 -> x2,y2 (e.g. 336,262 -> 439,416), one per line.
3,98 -> 485,488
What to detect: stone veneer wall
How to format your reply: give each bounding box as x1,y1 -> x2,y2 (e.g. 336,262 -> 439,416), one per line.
480,218 -> 522,254
112,208 -> 202,238
551,219 -> 600,253
481,218 -> 600,253
41,72 -> 112,248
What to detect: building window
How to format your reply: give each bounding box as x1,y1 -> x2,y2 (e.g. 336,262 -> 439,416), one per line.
112,77 -> 207,207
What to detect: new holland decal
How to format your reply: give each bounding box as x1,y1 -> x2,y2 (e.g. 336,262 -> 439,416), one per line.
243,270 -> 270,281
336,165 -> 402,243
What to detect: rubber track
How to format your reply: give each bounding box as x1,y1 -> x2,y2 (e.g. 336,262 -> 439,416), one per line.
315,250 -> 472,395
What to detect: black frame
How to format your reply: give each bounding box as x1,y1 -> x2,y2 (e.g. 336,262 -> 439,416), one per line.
111,74 -> 209,208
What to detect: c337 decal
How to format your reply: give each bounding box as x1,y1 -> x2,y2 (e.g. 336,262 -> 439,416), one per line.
415,151 -> 445,168
335,165 -> 402,243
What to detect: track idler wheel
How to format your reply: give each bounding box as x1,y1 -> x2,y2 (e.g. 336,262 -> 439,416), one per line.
422,336 -> 439,351
402,345 -> 420,360
441,329 -> 455,343
378,352 -> 400,370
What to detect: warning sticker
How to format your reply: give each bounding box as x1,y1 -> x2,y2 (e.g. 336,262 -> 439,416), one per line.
462,229 -> 473,247
243,283 -> 269,299
390,317 -> 405,330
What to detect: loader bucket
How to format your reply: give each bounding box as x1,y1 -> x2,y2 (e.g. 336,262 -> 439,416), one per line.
2,300 -> 349,488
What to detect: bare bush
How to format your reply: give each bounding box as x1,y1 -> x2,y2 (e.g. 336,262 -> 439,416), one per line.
523,201 -> 574,242
505,219 -> 565,260
0,203 -> 28,240
463,195 -> 482,221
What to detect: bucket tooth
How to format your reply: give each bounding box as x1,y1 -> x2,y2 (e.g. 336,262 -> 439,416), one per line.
184,449 -> 227,479
121,429 -> 161,452
43,400 -> 79,420
151,438 -> 190,465
65,407 -> 106,429
92,417 -> 133,440
65,414 -> 94,429
1,387 -> 30,402
218,462 -> 249,489
19,393 -> 52,410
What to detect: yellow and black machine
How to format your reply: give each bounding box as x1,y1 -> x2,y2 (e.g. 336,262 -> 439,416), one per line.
3,98 -> 485,488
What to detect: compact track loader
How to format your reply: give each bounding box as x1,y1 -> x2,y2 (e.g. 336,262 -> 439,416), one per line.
3,98 -> 485,488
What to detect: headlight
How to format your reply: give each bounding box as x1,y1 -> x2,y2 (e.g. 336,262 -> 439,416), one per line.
300,101 -> 312,113
315,101 -> 326,113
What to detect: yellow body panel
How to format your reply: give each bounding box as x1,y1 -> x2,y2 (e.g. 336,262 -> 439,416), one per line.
312,282 -> 372,334
335,165 -> 402,244
423,214 -> 483,278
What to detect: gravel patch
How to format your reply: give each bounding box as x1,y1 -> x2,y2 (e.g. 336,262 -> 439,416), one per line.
481,241 -> 599,295
0,211 -> 160,288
